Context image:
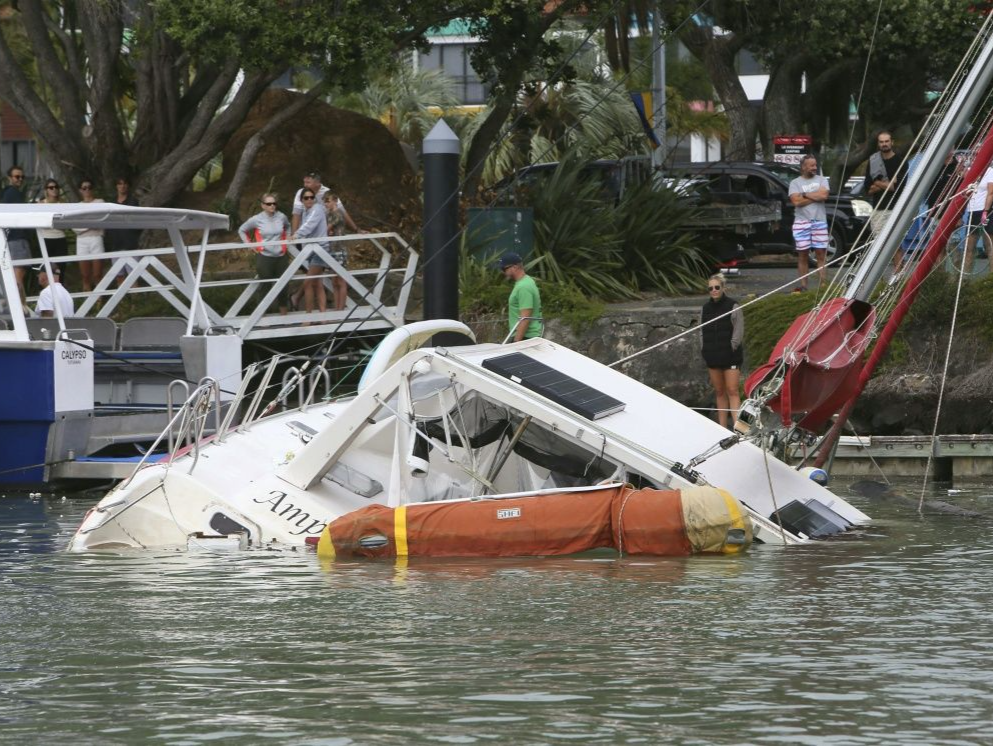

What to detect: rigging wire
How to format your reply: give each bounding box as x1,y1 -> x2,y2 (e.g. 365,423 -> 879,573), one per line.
823,0 -> 885,273
919,221 -> 970,513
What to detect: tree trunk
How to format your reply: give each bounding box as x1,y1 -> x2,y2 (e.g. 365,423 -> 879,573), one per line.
139,71 -> 277,207
461,0 -> 581,195
222,83 -> 327,220
761,57 -> 805,155
680,26 -> 757,159
462,97 -> 517,196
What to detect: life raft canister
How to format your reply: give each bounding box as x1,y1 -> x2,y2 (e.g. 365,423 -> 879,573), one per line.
316,485 -> 751,560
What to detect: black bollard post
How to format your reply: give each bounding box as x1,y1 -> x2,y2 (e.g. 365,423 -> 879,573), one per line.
422,119 -> 465,346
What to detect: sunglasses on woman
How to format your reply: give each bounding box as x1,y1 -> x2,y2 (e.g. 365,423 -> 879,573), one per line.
262,201 -> 276,206
301,195 -> 315,201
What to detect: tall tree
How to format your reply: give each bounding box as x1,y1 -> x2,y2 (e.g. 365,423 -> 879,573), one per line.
460,0 -> 622,195
642,0 -> 988,160
0,1 -> 469,205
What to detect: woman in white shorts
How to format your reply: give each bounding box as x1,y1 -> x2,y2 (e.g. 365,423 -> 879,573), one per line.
75,177 -> 105,292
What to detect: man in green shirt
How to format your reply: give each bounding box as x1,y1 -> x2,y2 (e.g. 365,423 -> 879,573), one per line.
500,252 -> 542,342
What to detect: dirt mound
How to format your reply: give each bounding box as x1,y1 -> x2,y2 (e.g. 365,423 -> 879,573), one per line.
178,89 -> 421,241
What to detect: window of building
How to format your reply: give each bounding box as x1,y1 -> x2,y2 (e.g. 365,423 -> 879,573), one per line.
1,140 -> 37,176
419,43 -> 488,105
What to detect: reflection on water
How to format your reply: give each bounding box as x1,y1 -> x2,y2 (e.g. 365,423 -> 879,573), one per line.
1,481 -> 993,744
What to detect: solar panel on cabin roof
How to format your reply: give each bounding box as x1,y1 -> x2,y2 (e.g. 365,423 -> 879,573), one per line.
481,352 -> 626,420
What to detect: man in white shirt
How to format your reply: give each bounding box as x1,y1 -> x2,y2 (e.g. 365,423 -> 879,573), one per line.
291,170 -> 359,233
964,165 -> 993,273
35,265 -> 74,318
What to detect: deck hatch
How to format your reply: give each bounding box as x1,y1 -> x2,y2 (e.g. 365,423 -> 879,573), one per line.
482,352 -> 626,420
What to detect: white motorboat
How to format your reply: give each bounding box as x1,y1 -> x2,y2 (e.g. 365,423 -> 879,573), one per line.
69,319 -> 869,555
0,203 -> 417,485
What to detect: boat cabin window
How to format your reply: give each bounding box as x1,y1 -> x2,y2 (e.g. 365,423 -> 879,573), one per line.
415,391 -> 618,495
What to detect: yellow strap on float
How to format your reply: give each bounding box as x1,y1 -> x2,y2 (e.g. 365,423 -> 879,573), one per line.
394,505 -> 409,556
316,523 -> 336,560
717,488 -> 747,554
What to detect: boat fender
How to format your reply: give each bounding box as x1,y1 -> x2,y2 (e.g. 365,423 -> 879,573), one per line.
799,467 -> 829,486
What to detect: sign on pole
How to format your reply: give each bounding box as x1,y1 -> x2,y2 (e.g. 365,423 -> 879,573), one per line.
773,135 -> 812,165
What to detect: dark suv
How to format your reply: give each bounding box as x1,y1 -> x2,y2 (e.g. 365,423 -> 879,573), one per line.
668,161 -> 873,256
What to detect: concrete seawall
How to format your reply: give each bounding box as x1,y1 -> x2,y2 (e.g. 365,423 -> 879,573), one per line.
468,284 -> 993,480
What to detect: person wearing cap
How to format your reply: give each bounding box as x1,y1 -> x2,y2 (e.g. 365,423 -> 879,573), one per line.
500,252 -> 542,342
291,172 -> 360,235
35,265 -> 74,318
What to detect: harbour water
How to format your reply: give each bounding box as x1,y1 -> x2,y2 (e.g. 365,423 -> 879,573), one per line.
2,479 -> 992,744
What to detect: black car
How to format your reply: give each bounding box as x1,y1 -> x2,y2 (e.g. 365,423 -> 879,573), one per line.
668,161 -> 873,256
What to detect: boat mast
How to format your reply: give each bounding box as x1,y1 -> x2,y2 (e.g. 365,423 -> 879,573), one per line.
845,16 -> 993,301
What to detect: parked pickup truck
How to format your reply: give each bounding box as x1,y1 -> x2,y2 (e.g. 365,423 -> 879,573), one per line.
495,158 -> 782,264
497,157 -> 872,260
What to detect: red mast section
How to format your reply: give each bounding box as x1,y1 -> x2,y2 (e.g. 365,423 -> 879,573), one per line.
745,126 -> 993,435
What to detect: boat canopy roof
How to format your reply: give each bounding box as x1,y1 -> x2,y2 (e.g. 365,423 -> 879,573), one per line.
0,203 -> 229,231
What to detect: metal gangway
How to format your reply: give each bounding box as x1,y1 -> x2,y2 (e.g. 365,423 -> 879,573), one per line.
6,228 -> 418,342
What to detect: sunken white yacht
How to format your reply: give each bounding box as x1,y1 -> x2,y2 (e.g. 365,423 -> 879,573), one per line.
70,319 -> 869,555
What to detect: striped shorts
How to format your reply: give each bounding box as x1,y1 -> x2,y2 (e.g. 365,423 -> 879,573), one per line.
792,219 -> 829,251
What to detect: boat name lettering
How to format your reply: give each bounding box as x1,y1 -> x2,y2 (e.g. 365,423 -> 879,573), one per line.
496,507 -> 521,520
61,349 -> 87,361
252,491 -> 326,535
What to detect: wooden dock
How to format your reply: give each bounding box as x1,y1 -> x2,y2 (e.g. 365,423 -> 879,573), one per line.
807,435 -> 993,479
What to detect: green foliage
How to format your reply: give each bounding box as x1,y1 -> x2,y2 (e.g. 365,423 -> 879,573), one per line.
910,269 -> 993,343
742,291 -> 819,369
660,0 -> 986,146
341,65 -> 460,145
455,74 -> 651,187
157,1 -> 465,86
458,244 -> 604,333
459,244 -> 513,318
541,279 -> 606,331
527,154 -> 633,300
512,153 -> 710,300
742,267 -> 993,378
612,182 -> 711,294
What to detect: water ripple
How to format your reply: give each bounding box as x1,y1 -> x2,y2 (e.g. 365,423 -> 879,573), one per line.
1,483 -> 993,744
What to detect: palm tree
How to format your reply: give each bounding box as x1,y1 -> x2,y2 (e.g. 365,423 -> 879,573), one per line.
341,65 -> 460,145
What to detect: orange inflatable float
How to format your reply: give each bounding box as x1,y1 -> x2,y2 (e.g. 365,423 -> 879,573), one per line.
316,485 -> 751,559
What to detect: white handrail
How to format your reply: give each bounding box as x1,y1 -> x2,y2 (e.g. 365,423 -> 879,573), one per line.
9,231 -> 416,342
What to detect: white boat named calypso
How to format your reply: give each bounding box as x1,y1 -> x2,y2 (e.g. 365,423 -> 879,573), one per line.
70,321 -> 869,557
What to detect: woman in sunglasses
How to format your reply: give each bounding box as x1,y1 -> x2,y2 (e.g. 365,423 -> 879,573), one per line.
238,194 -> 292,315
700,274 -> 744,429
75,178 -> 105,292
290,189 -> 329,317
36,180 -> 68,257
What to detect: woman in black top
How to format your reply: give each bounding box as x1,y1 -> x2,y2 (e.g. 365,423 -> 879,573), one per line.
700,274 -> 744,428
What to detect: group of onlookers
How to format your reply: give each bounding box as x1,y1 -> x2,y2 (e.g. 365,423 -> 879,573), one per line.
238,170 -> 362,317
2,167 -> 141,316
2,165 -> 365,322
